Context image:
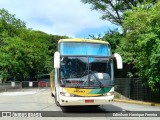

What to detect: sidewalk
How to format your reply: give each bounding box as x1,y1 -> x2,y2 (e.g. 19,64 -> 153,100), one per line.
114,99 -> 160,106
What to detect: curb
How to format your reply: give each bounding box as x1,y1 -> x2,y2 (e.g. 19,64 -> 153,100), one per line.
114,99 -> 160,106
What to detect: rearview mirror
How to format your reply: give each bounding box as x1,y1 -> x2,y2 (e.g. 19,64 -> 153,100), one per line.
113,53 -> 123,69
54,51 -> 60,68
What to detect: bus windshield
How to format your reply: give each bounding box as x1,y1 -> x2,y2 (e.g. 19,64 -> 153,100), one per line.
60,56 -> 113,88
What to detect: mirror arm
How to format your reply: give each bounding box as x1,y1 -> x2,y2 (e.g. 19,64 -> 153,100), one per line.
113,53 -> 123,69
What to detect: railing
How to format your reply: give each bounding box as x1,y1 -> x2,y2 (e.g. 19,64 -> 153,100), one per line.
0,81 -> 50,92
0,81 -> 22,92
114,78 -> 160,102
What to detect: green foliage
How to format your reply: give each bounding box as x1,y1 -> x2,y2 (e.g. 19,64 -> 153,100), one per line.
102,29 -> 123,53
0,9 -> 65,82
119,2 -> 160,90
0,8 -> 26,37
81,0 -> 157,25
0,30 -> 52,81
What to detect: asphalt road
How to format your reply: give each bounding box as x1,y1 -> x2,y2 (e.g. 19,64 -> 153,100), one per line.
0,88 -> 160,120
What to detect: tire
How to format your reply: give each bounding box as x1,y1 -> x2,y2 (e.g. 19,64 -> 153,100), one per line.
55,91 -> 60,106
51,92 -> 54,97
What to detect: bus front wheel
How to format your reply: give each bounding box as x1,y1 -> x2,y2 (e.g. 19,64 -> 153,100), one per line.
55,91 -> 60,106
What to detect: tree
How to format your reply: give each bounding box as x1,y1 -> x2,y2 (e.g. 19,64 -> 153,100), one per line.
102,29 -> 123,53
0,8 -> 67,82
118,2 -> 160,90
0,8 -> 26,37
81,0 -> 157,25
18,30 -> 52,81
0,9 -> 26,81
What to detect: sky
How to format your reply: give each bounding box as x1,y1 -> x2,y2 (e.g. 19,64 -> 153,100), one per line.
0,0 -> 119,38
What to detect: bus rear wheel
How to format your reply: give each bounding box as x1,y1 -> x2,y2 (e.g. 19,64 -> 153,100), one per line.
51,92 -> 54,97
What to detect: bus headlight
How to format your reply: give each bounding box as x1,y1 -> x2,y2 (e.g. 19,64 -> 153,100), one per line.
103,92 -> 114,96
60,92 -> 75,97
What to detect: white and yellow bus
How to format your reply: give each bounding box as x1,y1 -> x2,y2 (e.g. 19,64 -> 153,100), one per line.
50,38 -> 122,106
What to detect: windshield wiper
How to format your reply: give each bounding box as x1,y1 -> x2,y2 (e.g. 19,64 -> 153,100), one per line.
90,71 -> 104,88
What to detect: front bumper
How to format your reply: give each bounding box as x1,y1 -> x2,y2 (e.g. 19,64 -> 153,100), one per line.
59,95 -> 114,106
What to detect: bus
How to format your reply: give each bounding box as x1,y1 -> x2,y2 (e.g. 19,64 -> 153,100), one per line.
50,38 -> 122,106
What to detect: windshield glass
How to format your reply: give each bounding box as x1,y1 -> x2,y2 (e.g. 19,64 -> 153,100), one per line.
60,56 -> 113,88
60,42 -> 111,56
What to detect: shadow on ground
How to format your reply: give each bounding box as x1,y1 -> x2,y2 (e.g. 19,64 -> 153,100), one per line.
59,105 -> 126,117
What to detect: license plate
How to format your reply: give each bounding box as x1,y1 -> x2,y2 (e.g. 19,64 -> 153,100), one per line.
85,100 -> 94,103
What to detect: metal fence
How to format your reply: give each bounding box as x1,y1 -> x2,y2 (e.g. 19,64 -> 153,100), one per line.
0,81 -> 50,92
0,82 -> 22,92
21,81 -> 50,88
114,78 -> 160,102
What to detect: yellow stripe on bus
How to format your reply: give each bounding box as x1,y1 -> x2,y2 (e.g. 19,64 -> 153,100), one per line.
64,88 -> 101,97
